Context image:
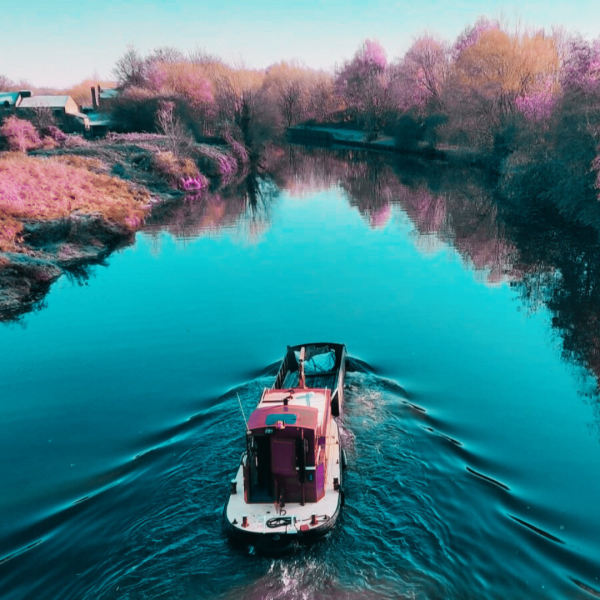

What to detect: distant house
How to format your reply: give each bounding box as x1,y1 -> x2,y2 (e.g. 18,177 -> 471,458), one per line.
17,95 -> 90,132
87,85 -> 120,135
90,85 -> 119,111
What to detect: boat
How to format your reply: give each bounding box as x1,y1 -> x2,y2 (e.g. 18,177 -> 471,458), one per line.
224,342 -> 347,549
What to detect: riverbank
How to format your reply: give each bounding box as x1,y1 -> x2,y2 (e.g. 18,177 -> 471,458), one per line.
287,125 -> 485,166
0,134 -> 248,320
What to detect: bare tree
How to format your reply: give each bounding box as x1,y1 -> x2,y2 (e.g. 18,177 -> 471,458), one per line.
113,45 -> 147,88
147,46 -> 184,65
156,100 -> 193,156
0,74 -> 14,90
278,81 -> 304,127
29,105 -> 56,129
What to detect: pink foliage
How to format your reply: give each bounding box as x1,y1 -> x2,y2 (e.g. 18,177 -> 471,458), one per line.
392,35 -> 448,111
452,17 -> 500,59
181,174 -> 209,191
224,133 -> 249,165
40,125 -> 68,143
147,62 -> 214,107
147,63 -> 168,92
193,145 -> 238,180
125,214 -> 144,229
515,76 -> 557,121
0,116 -> 42,152
562,37 -> 600,93
363,39 -> 387,71
335,39 -> 389,116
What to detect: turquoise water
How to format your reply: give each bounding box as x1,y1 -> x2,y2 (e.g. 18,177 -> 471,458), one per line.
1,151 -> 600,598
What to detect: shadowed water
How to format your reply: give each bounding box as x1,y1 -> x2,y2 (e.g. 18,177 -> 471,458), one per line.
1,147 -> 600,599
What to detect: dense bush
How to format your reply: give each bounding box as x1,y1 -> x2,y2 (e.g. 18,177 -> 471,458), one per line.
151,150 -> 207,190
192,145 -> 237,180
0,116 -> 42,152
40,125 -> 68,143
394,114 -> 423,150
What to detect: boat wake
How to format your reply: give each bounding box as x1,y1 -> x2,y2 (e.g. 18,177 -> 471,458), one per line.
2,359 -> 598,599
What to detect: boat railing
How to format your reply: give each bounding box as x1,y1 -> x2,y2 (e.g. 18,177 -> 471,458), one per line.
273,351 -> 292,389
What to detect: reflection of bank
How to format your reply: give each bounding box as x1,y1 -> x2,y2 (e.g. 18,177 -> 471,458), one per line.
142,170 -> 277,244
224,343 -> 347,551
508,211 -> 600,400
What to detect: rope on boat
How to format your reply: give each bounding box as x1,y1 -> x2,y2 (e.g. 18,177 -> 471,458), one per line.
266,517 -> 293,528
266,515 -> 330,528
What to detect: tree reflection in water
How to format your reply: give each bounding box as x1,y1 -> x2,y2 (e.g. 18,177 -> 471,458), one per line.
143,168 -> 278,245
268,145 -> 600,400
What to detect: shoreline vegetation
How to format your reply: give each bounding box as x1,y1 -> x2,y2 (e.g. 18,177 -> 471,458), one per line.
1,15 -> 599,320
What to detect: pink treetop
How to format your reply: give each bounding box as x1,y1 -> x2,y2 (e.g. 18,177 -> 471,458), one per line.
515,76 -> 557,121
335,39 -> 389,113
452,17 -> 500,60
562,37 -> 600,93
362,39 -> 387,71
147,61 -> 214,107
391,35 -> 449,111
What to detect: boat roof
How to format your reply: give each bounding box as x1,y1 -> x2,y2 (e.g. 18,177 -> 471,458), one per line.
250,388 -> 330,431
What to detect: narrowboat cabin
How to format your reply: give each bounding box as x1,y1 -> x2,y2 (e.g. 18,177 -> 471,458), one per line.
224,343 -> 347,548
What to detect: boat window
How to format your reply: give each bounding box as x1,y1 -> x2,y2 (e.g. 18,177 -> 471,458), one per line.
265,413 -> 297,426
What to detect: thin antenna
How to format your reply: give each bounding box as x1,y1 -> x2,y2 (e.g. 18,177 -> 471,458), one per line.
237,392 -> 250,434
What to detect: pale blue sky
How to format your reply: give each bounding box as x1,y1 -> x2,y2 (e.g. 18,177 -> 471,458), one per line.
2,0 -> 600,87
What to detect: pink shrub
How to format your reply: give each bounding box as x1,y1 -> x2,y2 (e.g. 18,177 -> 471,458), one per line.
224,133 -> 249,165
515,77 -> 557,121
0,116 -> 42,152
152,150 -> 205,190
193,145 -> 238,180
181,175 -> 208,191
40,125 -> 68,143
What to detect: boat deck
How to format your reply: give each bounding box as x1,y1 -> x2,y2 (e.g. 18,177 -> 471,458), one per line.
225,420 -> 342,537
281,370 -> 337,391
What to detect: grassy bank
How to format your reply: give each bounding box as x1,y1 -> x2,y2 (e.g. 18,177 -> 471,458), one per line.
0,129 -> 248,320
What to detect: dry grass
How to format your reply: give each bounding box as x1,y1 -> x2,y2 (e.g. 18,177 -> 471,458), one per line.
52,155 -> 109,173
0,153 -> 150,251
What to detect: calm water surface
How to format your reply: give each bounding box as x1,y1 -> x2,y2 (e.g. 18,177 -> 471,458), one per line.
1,148 -> 600,599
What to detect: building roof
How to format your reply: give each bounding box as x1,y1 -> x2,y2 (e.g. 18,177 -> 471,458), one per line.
18,95 -> 71,109
0,92 -> 20,107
